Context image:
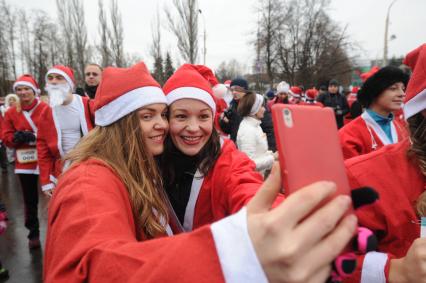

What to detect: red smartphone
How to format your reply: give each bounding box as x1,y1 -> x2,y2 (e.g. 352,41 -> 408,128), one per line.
271,104 -> 352,212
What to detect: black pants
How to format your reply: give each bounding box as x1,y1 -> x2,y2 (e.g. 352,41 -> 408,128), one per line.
0,144 -> 7,170
17,174 -> 39,240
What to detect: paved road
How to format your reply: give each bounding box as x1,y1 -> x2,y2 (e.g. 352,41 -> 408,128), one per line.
0,163 -> 47,283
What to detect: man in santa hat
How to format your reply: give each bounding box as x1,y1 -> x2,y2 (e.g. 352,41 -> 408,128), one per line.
37,65 -> 94,196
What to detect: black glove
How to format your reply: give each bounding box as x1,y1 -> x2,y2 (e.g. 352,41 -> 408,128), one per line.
13,131 -> 26,144
13,131 -> 35,144
328,187 -> 380,283
223,108 -> 233,120
22,131 -> 36,143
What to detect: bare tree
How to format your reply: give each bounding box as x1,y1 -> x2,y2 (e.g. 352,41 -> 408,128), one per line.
165,0 -> 199,64
255,0 -> 353,87
1,0 -> 17,79
98,0 -> 112,67
255,0 -> 284,87
215,59 -> 244,83
150,8 -> 164,84
69,0 -> 89,82
109,0 -> 125,67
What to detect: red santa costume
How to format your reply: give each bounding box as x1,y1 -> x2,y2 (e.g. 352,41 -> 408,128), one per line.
37,65 -> 94,191
339,113 -> 407,160
339,66 -> 409,160
161,64 -> 282,232
344,43 -> 426,283
2,74 -> 48,247
2,75 -> 48,174
44,62 -> 268,283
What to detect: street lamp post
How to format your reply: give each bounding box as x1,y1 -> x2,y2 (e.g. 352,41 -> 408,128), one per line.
198,9 -> 207,65
383,0 -> 398,66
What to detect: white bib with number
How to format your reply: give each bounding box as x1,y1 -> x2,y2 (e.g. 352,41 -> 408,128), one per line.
16,148 -> 38,164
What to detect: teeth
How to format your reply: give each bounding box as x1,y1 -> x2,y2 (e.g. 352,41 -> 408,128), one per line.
182,136 -> 201,141
150,135 -> 163,141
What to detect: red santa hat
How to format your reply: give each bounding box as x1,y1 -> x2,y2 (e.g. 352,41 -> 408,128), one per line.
13,74 -> 40,95
93,61 -> 167,126
163,64 -> 217,113
290,86 -> 302,97
305,88 -> 319,100
403,43 -> 426,119
360,66 -> 380,82
224,80 -> 232,87
46,65 -> 76,90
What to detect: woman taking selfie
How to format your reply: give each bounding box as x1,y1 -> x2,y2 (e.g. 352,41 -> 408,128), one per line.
44,62 -> 359,283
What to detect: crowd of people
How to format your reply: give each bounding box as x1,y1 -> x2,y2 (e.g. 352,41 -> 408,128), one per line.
0,42 -> 425,283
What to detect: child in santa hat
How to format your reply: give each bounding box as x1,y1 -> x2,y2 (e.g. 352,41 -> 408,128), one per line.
45,61 -> 362,283
339,66 -> 409,160
344,43 -> 426,283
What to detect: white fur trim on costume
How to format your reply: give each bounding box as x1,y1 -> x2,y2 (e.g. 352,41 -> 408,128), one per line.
361,251 -> 388,283
404,88 -> 426,119
42,183 -> 55,191
49,175 -> 58,184
74,95 -> 89,135
51,107 -> 64,157
211,208 -> 268,283
46,68 -> 75,90
183,169 -> 204,231
166,87 -> 216,113
250,94 -> 264,116
13,81 -> 40,94
95,86 -> 167,126
15,168 -> 39,175
361,111 -> 398,145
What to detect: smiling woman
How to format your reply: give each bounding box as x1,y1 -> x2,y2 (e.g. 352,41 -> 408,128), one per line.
159,64 -> 277,231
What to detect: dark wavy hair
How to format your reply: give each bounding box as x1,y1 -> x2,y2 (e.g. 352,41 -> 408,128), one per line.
407,112 -> 426,216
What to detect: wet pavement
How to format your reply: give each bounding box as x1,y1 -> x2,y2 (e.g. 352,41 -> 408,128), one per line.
0,163 -> 47,283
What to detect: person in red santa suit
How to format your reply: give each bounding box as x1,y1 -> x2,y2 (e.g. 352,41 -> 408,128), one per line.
344,43 -> 426,283
289,86 -> 304,104
160,64 -> 273,231
159,65 -> 380,281
2,74 -> 49,249
36,65 -> 94,196
44,61 -> 360,283
339,66 -> 409,160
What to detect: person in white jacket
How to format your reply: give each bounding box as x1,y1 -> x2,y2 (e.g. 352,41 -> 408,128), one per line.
237,92 -> 275,175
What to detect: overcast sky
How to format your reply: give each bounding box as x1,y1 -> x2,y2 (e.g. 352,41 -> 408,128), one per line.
12,0 -> 426,72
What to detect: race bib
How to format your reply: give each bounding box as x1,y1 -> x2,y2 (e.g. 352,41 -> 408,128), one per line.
16,148 -> 38,164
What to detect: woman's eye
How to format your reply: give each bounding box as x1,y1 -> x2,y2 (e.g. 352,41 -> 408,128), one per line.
200,114 -> 211,120
141,114 -> 152,120
174,114 -> 186,119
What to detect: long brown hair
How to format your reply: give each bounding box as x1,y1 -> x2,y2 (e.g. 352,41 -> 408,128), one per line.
65,111 -> 168,239
407,113 -> 426,217
237,92 -> 256,117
